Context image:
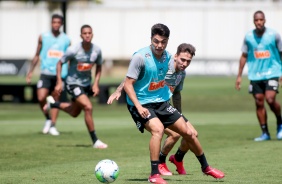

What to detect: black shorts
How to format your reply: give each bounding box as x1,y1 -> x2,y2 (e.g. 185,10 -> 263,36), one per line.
37,74 -> 68,102
66,84 -> 93,100
127,101 -> 188,133
249,78 -> 279,94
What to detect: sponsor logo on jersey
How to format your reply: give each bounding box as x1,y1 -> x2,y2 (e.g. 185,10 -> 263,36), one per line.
47,50 -> 64,58
169,86 -> 175,92
254,50 -> 270,59
148,80 -> 165,91
77,63 -> 92,71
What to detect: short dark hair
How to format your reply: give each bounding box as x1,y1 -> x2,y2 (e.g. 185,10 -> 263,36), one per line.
176,43 -> 196,57
253,10 -> 265,19
151,23 -> 170,38
52,14 -> 63,24
80,24 -> 92,33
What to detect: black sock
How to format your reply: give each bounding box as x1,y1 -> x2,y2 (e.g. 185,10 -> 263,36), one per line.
261,124 -> 269,135
151,161 -> 160,175
45,114 -> 50,120
90,131 -> 98,144
50,123 -> 55,127
196,153 -> 209,170
276,115 -> 282,126
159,152 -> 167,163
175,148 -> 187,162
50,102 -> 61,109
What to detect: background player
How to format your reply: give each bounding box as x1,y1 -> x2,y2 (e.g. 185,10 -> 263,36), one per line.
44,24 -> 107,149
26,14 -> 70,136
235,10 -> 282,141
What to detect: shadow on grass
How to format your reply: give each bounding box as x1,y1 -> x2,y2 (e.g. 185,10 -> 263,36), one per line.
56,144 -> 92,148
37,131 -> 74,135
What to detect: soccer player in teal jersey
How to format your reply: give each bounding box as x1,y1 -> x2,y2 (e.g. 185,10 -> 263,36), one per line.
235,10 -> 282,141
44,25 -> 107,149
108,43 -> 199,176
26,14 -> 70,136
110,23 -> 224,183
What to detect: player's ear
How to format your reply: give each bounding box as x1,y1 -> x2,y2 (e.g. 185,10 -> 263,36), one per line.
174,54 -> 178,60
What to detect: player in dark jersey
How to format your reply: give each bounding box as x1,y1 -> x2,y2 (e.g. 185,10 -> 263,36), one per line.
43,25 -> 107,149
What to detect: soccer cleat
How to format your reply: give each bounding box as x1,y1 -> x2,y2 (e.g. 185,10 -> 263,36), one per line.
148,174 -> 168,184
49,127 -> 60,136
42,120 -> 51,134
169,155 -> 186,175
46,96 -> 55,110
93,140 -> 108,149
202,166 -> 225,179
254,133 -> 271,141
277,125 -> 282,140
158,163 -> 172,176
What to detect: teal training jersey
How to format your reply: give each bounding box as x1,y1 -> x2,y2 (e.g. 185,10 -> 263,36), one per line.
126,46 -> 172,106
243,28 -> 282,80
40,31 -> 70,78
60,42 -> 103,87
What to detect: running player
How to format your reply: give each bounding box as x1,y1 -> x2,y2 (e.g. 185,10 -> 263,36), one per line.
43,24 -> 107,149
26,14 -> 70,136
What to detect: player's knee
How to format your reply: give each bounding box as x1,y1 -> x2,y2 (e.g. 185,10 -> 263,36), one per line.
37,96 -> 46,102
183,129 -> 194,139
170,133 -> 181,141
151,127 -> 164,138
71,113 -> 80,118
266,97 -> 275,105
83,104 -> 93,112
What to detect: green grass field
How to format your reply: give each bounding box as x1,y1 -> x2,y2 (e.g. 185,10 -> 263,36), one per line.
1,76 -> 282,184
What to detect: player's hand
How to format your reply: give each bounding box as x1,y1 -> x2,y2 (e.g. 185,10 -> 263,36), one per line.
26,72 -> 32,84
107,91 -> 121,104
55,82 -> 62,95
137,106 -> 151,119
235,77 -> 242,90
92,85 -> 100,97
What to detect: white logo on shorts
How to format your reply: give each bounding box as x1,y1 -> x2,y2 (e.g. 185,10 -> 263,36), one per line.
136,121 -> 142,129
167,106 -> 176,114
37,80 -> 43,88
268,80 -> 278,87
146,112 -> 151,119
73,87 -> 82,96
248,84 -> 253,93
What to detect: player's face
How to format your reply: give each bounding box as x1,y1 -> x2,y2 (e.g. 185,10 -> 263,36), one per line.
174,52 -> 192,72
151,35 -> 169,58
51,18 -> 62,32
80,27 -> 93,43
254,13 -> 265,32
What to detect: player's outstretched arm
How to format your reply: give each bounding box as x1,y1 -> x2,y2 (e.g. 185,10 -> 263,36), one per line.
172,91 -> 182,113
92,64 -> 102,96
107,78 -> 125,104
54,61 -> 63,95
26,35 -> 42,84
235,53 -> 247,91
